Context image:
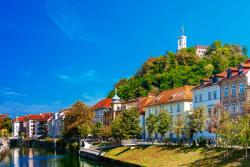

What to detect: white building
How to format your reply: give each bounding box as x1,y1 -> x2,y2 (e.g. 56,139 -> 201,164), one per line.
92,98 -> 112,124
177,27 -> 187,51
195,45 -> 208,57
192,70 -> 227,131
48,109 -> 69,138
145,85 -> 194,139
177,27 -> 208,56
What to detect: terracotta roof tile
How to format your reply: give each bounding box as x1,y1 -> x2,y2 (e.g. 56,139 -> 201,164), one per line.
146,85 -> 194,106
92,98 -> 112,110
138,95 -> 155,114
195,45 -> 209,49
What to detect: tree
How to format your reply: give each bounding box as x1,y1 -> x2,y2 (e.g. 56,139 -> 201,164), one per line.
92,122 -> 103,139
217,110 -> 236,159
111,116 -> 123,141
77,123 -> 91,139
111,108 -> 141,141
236,103 -> 250,159
0,129 -> 9,138
146,114 -> 158,141
107,41 -> 247,101
172,114 -> 186,144
157,111 -> 171,141
188,107 -> 206,136
63,101 -> 94,140
236,114 -> 250,159
100,126 -> 112,140
0,117 -> 12,133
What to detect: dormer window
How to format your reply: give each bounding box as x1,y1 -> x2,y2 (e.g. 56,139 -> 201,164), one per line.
238,65 -> 243,75
227,69 -> 232,78
212,76 -> 218,83
200,79 -> 204,86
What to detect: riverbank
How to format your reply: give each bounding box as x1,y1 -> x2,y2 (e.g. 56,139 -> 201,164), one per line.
102,145 -> 250,167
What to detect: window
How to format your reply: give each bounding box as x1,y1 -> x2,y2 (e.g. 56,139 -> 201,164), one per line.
239,105 -> 243,113
208,92 -> 212,100
239,83 -> 245,94
213,90 -> 217,99
177,104 -> 180,112
170,106 -> 173,113
195,95 -> 198,103
199,94 -> 203,102
231,105 -> 236,113
224,86 -> 229,97
231,85 -> 236,96
208,108 -> 212,117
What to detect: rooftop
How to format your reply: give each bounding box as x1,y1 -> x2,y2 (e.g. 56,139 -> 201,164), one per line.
146,85 -> 194,107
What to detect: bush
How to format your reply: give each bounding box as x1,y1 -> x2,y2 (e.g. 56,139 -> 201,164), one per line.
66,142 -> 80,152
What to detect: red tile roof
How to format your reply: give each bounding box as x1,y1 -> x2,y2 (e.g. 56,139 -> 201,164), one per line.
195,45 -> 209,49
92,98 -> 112,110
13,116 -> 26,123
138,95 -> 155,114
13,113 -> 53,123
146,85 -> 194,107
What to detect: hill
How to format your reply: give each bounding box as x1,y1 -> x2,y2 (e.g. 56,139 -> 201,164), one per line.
108,41 -> 247,100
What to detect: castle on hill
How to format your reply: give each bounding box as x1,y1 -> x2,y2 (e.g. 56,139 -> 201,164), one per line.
177,27 -> 208,57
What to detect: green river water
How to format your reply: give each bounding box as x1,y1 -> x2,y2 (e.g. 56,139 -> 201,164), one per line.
0,148 -> 109,167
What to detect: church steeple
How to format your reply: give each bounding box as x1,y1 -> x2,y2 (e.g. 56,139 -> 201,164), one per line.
177,26 -> 187,51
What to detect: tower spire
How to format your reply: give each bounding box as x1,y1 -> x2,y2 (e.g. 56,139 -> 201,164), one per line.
181,26 -> 185,35
177,26 -> 187,51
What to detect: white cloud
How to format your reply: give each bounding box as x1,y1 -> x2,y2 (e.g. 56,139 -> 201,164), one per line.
82,91 -> 105,106
0,89 -> 27,97
52,69 -> 99,84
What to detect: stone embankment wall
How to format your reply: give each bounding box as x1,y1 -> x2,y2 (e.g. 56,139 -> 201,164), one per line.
79,147 -> 140,167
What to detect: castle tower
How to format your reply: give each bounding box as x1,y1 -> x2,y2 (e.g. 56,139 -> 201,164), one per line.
111,88 -> 122,112
177,26 -> 187,51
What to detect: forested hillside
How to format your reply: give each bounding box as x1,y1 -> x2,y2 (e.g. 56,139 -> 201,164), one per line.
108,41 -> 248,100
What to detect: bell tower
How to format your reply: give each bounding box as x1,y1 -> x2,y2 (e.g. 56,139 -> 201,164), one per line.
177,26 -> 187,51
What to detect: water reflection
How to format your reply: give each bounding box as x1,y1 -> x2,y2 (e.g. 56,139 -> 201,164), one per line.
0,148 -> 106,167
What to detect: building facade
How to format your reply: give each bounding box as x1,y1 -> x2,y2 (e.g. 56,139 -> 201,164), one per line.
220,61 -> 250,115
13,113 -> 52,138
192,70 -> 228,131
103,89 -> 122,126
92,98 -> 112,124
195,45 -> 208,57
145,85 -> 193,139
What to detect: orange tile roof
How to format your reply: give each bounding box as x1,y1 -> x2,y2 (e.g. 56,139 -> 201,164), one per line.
13,116 -> 26,123
13,113 -> 52,123
138,95 -> 155,114
146,85 -> 194,106
195,45 -> 208,49
92,98 -> 112,110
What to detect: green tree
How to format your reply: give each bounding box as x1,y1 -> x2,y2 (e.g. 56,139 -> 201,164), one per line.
111,108 -> 141,141
77,123 -> 91,139
146,114 -> 158,141
0,117 -> 12,133
188,107 -> 206,135
217,110 -> 236,159
63,101 -> 94,140
173,114 -> 186,143
107,41 -> 247,101
157,111 -> 172,141
100,126 -> 112,140
0,129 -> 9,138
92,122 -> 103,139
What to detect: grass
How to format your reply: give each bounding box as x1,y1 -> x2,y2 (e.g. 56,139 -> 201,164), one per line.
103,145 -> 250,167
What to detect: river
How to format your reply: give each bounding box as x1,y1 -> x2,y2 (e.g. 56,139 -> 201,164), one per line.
0,148 -> 109,167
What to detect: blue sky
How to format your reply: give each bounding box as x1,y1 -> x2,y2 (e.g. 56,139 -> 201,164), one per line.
1,0 -> 250,118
